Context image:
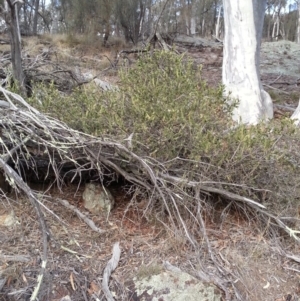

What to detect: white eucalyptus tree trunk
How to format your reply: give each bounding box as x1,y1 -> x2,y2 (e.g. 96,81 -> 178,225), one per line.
190,17 -> 196,35
215,5 -> 222,39
291,2 -> 300,125
291,102 -> 300,125
222,0 -> 273,124
297,0 -> 300,43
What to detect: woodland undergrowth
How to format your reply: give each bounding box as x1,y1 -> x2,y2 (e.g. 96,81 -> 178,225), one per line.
28,50 -> 300,215
3,49 -> 300,300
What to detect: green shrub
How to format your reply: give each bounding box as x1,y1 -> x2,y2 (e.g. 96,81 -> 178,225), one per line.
28,82 -> 107,135
28,51 -> 233,161
27,50 -> 300,209
102,51 -> 234,161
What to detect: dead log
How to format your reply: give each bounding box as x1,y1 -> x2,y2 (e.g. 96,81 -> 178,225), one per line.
172,34 -> 223,50
0,38 -> 9,44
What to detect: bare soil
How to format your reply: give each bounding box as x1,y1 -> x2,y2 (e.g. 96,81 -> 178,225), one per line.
1,37 -> 300,301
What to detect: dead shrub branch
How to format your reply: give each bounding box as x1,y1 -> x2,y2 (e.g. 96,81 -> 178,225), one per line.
102,242 -> 121,301
56,197 -> 106,234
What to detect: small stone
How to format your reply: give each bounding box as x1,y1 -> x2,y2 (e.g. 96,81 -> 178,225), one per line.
82,183 -> 115,215
0,210 -> 18,227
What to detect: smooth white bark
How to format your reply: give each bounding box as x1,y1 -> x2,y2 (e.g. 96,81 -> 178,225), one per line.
297,1 -> 300,43
190,17 -> 196,35
222,0 -> 273,124
291,99 -> 300,125
215,6 -> 222,39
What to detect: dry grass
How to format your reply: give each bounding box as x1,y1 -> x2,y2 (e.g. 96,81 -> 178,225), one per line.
0,44 -> 11,53
0,33 -> 129,86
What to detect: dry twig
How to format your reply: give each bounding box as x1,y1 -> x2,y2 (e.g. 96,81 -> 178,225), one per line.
56,198 -> 106,234
102,242 -> 121,301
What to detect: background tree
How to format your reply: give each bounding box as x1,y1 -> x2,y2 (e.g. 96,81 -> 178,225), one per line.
32,0 -> 40,34
115,0 -> 145,44
48,0 -> 116,43
297,0 -> 300,42
6,0 -> 297,43
222,0 -> 273,124
3,0 -> 26,94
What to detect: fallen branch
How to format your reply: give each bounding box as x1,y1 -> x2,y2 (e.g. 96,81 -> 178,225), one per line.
56,198 -> 106,234
158,172 -> 266,209
0,38 -> 9,44
0,254 -> 30,262
0,278 -> 6,291
267,73 -> 283,85
211,35 -> 223,43
0,158 -> 48,301
263,83 -> 289,95
102,242 -> 121,301
274,104 -> 296,112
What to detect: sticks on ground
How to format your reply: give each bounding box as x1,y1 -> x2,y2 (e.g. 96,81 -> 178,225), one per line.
56,198 -> 106,234
102,243 -> 121,301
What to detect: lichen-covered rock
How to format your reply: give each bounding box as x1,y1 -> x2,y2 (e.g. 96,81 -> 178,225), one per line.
131,269 -> 222,301
0,210 -> 18,227
82,183 -> 114,215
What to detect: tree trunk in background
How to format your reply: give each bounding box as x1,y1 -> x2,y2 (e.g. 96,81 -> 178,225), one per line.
6,0 -> 26,95
51,9 -> 58,34
33,0 -> 40,35
180,0 -> 188,34
297,1 -> 300,43
215,5 -> 221,39
291,1 -> 300,125
102,0 -> 112,46
188,1 -> 196,36
190,17 -> 196,35
267,4 -> 271,40
222,0 -> 273,124
22,2 -> 29,33
272,14 -> 277,40
201,15 -> 206,36
145,1 -> 152,38
116,0 -> 145,45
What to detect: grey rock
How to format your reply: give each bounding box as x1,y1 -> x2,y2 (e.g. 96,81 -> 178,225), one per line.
94,78 -> 118,91
0,210 -> 18,227
131,268 -> 222,301
0,100 -> 10,108
82,183 -> 115,214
